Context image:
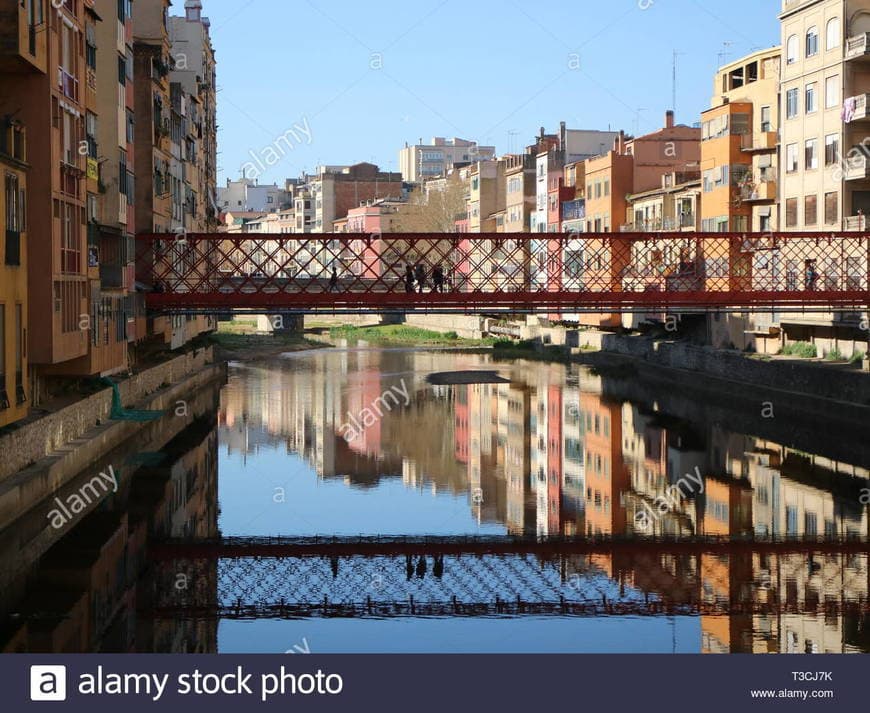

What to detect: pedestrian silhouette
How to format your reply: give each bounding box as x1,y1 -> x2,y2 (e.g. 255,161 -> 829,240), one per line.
404,265 -> 415,293
330,556 -> 339,578
432,264 -> 445,293
414,264 -> 426,293
433,555 -> 444,579
415,556 -> 427,579
328,266 -> 338,292
405,555 -> 414,581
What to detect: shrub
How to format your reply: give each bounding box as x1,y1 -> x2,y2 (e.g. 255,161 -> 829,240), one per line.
849,350 -> 866,364
824,348 -> 844,362
781,341 -> 817,359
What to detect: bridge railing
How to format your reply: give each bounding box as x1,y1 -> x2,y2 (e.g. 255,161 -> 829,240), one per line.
135,231 -> 870,313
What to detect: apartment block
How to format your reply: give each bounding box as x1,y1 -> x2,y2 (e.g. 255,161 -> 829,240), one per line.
700,47 -> 784,352
307,163 -> 404,234
1,0 -> 95,385
0,118 -> 29,427
217,177 -> 291,213
398,137 -> 496,183
503,150 -> 536,233
169,0 -> 218,231
777,0 -> 870,358
133,0 -> 216,349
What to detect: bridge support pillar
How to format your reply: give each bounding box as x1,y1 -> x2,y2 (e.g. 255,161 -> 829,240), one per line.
256,313 -> 304,334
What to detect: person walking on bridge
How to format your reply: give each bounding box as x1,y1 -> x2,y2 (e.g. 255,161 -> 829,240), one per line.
414,264 -> 427,293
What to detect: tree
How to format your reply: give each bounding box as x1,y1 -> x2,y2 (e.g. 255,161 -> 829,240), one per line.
394,174 -> 468,233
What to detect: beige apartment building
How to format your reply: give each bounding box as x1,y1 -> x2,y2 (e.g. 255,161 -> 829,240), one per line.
779,0 -> 869,358
503,151 -> 536,233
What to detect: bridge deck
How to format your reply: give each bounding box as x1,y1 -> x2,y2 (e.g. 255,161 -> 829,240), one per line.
137,232 -> 870,313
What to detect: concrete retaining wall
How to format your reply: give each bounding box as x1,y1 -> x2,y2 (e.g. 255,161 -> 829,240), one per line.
0,347 -> 215,482
404,314 -> 487,339
594,334 -> 870,406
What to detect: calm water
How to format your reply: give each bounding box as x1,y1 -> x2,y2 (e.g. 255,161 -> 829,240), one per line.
1,346 -> 868,654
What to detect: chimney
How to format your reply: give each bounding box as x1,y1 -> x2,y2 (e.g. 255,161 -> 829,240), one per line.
614,130 -> 626,154
185,0 -> 203,22
665,110 -> 675,128
560,121 -> 567,149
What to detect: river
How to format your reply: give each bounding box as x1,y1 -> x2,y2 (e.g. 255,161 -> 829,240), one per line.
2,345 -> 868,654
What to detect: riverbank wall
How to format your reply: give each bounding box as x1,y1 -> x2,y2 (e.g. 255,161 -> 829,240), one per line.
0,347 -> 226,532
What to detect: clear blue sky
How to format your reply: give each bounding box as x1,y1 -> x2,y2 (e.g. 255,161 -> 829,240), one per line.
205,0 -> 781,186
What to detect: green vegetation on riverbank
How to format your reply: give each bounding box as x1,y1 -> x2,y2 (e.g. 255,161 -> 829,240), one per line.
210,325 -> 321,360
781,341 -> 818,359
326,324 -> 496,346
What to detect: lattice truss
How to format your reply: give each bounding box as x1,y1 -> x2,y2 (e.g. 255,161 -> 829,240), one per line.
147,552 -> 869,619
138,232 -> 870,313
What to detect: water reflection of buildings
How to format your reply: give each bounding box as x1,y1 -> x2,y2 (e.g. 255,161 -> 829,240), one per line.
218,350 -> 870,653
1,382 -> 222,653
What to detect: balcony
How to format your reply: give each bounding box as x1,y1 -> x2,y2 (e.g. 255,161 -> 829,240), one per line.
844,215 -> 870,231
678,213 -> 696,229
740,132 -> 777,152
845,93 -> 870,121
843,153 -> 870,180
57,67 -> 79,102
846,33 -> 870,61
741,181 -> 777,203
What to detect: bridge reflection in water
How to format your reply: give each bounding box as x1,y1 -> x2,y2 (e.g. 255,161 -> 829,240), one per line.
149,538 -> 869,621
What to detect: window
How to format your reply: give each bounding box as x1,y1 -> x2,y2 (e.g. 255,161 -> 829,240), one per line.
119,150 -> 128,196
806,26 -> 819,57
0,305 -> 5,409
805,512 -> 818,537
14,304 -> 23,405
4,173 -> 22,266
787,34 -> 798,64
786,143 -> 799,173
785,198 -> 798,228
786,506 -> 798,536
805,82 -> 817,113
805,138 -> 818,170
826,17 -> 841,51
786,87 -> 799,118
760,106 -> 771,132
824,192 -> 838,224
825,75 -> 839,108
805,195 -> 818,225
825,134 -> 839,165
702,165 -> 730,192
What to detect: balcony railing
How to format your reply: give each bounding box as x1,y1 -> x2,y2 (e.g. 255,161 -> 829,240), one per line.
679,213 -> 696,228
843,153 -> 870,180
741,181 -> 777,202
845,93 -> 870,121
740,132 -> 777,152
846,33 -> 870,60
57,67 -> 79,102
844,214 -> 869,230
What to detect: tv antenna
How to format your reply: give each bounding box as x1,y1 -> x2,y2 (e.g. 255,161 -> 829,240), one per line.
717,41 -> 735,68
672,50 -> 686,118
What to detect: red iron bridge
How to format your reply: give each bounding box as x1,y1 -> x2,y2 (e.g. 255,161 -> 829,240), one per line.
137,231 -> 870,314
